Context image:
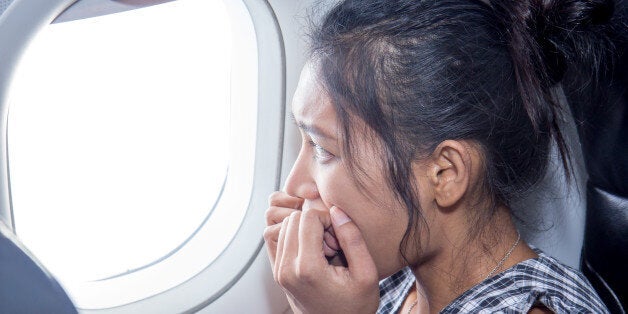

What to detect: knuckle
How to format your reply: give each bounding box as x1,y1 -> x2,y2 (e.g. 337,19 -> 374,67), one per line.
290,210 -> 301,220
265,206 -> 288,225
301,207 -> 317,219
276,269 -> 292,287
264,207 -> 276,225
268,191 -> 282,206
294,261 -> 316,284
263,226 -> 276,242
264,210 -> 272,225
302,206 -> 325,220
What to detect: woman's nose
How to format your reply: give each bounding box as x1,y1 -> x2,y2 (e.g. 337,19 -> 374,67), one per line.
284,151 -> 320,200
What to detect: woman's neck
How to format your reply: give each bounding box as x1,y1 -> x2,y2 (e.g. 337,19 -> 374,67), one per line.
408,205 -> 538,313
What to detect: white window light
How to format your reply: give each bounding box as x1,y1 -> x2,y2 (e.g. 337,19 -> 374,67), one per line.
5,0 -> 266,310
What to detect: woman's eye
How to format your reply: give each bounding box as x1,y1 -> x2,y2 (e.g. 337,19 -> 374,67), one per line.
308,140 -> 334,163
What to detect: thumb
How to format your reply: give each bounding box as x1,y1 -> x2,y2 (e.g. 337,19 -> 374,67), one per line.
330,206 -> 377,279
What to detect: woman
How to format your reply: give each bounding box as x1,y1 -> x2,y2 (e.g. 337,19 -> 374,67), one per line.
264,0 -> 619,312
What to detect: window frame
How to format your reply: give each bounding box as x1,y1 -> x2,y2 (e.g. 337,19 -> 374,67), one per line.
0,0 -> 285,312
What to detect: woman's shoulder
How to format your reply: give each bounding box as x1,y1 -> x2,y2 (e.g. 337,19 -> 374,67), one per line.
377,267 -> 415,314
442,250 -> 609,313
376,251 -> 609,313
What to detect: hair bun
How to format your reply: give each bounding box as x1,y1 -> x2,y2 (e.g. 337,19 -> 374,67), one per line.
490,0 -> 617,85
588,0 -> 615,24
560,0 -> 615,26
538,0 -> 616,42
537,0 -> 616,83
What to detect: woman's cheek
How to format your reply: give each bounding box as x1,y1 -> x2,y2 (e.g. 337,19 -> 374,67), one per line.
315,163 -> 405,270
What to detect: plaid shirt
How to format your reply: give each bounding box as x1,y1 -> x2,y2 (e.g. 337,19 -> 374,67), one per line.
377,249 -> 609,313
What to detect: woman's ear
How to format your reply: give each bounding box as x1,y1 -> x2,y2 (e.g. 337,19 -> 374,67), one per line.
427,140 -> 475,208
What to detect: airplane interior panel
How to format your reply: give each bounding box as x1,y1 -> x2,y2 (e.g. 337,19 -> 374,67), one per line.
0,0 -> 625,313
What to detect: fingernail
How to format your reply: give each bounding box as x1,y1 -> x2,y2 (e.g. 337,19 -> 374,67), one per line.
330,206 -> 351,227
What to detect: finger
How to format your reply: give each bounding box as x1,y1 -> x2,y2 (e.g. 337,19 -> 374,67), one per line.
279,211 -> 302,271
266,206 -> 298,225
323,230 -> 340,252
323,239 -> 337,257
263,224 -> 282,266
274,217 -> 289,281
269,191 -> 304,209
297,208 -> 329,264
330,206 -> 377,280
327,225 -> 337,238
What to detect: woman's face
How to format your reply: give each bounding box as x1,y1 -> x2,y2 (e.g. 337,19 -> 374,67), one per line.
285,63 -> 422,279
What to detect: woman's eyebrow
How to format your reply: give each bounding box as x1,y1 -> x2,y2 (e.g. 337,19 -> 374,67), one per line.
290,112 -> 335,140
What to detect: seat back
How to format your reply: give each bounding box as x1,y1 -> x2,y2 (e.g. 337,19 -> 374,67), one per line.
0,222 -> 76,314
567,9 -> 627,311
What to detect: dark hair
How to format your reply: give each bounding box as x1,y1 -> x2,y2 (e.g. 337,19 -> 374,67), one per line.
310,0 -> 619,257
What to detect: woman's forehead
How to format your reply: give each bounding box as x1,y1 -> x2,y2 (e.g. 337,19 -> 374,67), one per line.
291,64 -> 337,135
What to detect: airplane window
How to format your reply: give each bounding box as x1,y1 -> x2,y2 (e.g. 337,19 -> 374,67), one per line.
6,0 -> 259,309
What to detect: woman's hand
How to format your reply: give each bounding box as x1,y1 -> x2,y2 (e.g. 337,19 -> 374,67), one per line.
264,192 -> 343,267
263,191 -> 308,311
273,206 -> 380,314
264,191 -> 304,268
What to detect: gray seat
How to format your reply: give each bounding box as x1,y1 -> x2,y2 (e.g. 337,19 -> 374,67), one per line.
566,3 -> 628,310
0,221 -> 76,314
